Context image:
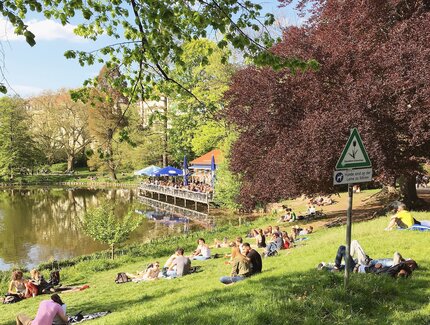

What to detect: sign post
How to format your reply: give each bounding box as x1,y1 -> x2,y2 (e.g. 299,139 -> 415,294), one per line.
334,128 -> 372,289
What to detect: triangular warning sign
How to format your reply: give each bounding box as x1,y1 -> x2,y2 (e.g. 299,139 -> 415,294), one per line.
336,128 -> 371,170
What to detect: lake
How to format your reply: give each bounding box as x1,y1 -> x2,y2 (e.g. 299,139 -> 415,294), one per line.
0,187 -> 207,271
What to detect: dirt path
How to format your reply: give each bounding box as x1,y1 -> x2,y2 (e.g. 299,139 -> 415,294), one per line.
282,188 -> 429,230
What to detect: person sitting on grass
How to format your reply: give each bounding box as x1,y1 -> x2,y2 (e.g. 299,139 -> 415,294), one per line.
219,250 -> 250,285
166,248 -> 191,278
30,269 -> 53,295
8,270 -> 29,299
242,243 -> 262,275
264,232 -> 283,257
283,208 -> 297,222
282,232 -> 293,249
190,238 -> 211,260
255,229 -> 266,248
236,236 -> 244,254
16,294 -> 68,325
385,204 -> 423,230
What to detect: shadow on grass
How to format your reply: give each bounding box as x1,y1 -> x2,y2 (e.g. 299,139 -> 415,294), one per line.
121,269 -> 429,325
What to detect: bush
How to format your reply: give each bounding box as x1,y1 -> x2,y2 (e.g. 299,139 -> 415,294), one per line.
50,162 -> 68,173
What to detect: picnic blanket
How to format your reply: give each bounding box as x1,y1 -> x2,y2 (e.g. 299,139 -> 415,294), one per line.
69,311 -> 110,323
407,224 -> 430,232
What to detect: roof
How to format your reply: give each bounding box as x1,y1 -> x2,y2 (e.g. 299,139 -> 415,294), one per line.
190,149 -> 223,166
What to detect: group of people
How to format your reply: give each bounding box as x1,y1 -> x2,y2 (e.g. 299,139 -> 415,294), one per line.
319,240 -> 418,278
5,269 -> 57,303
147,180 -> 213,193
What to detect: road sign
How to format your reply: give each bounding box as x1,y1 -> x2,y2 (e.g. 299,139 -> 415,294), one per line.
333,168 -> 372,185
336,128 -> 371,170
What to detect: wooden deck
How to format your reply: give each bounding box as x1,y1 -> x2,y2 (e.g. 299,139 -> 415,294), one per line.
138,183 -> 213,204
137,195 -> 212,223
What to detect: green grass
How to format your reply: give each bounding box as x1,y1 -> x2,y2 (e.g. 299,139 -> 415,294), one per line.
0,168 -> 139,186
0,215 -> 429,325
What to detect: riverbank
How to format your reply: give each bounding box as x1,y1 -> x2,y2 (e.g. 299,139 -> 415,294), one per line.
1,205 -> 429,324
0,170 -> 139,189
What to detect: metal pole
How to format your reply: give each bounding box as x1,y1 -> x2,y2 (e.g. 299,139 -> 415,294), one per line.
344,183 -> 353,288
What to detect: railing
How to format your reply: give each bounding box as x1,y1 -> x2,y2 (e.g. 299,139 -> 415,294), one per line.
137,196 -> 213,224
138,183 -> 213,203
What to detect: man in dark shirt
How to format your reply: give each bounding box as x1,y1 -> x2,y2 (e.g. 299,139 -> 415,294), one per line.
242,243 -> 262,275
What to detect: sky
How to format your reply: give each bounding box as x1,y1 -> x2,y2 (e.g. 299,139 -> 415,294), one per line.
0,1 -> 301,98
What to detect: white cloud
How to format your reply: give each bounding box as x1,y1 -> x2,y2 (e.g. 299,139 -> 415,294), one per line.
0,18 -> 85,42
8,84 -> 45,98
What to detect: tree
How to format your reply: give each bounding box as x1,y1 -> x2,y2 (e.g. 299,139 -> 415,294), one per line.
87,66 -> 128,180
0,97 -> 42,179
166,39 -> 235,163
1,1 -> 317,100
225,0 -> 430,208
30,90 -> 92,171
82,203 -> 140,259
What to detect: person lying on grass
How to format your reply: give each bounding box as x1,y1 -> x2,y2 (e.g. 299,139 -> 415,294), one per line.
385,203 -> 424,230
318,240 -> 418,277
126,262 -> 161,282
16,294 -> 68,325
190,238 -> 211,260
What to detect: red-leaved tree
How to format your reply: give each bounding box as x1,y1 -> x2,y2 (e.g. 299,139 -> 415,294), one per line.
225,0 -> 430,208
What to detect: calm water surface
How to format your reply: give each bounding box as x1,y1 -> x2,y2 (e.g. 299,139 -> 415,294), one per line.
0,187 -> 205,271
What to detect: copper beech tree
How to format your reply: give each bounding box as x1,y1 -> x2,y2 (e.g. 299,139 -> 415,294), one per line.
225,0 -> 430,208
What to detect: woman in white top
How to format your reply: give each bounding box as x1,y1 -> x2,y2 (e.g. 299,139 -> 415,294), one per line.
191,238 -> 211,260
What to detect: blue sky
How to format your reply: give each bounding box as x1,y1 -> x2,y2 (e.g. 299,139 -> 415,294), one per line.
0,1 -> 300,97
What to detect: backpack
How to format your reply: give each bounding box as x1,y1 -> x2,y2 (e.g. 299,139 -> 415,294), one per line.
115,272 -> 130,284
50,270 -> 61,286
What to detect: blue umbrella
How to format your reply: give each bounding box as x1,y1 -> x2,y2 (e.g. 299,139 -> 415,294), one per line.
154,166 -> 184,177
183,156 -> 189,186
210,155 -> 216,188
134,165 -> 161,176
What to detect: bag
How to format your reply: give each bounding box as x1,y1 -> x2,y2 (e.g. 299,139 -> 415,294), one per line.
50,270 -> 61,286
2,294 -> 22,304
115,272 -> 130,284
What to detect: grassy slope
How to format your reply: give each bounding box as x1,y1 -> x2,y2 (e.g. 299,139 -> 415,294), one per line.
1,200 -> 429,324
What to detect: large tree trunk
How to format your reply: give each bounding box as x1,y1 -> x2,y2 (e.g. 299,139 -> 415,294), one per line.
399,174 -> 419,208
108,161 -> 117,181
67,155 -> 75,171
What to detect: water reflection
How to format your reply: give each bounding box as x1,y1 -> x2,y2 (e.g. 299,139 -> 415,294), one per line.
0,188 -> 202,271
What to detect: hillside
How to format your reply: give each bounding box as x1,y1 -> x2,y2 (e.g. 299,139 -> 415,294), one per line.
1,190 -> 429,325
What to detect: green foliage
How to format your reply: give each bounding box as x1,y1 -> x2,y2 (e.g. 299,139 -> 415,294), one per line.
167,39 -> 234,162
49,162 -> 68,173
191,121 -> 226,156
0,97 -> 43,178
82,203 -> 140,259
213,131 -> 242,209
